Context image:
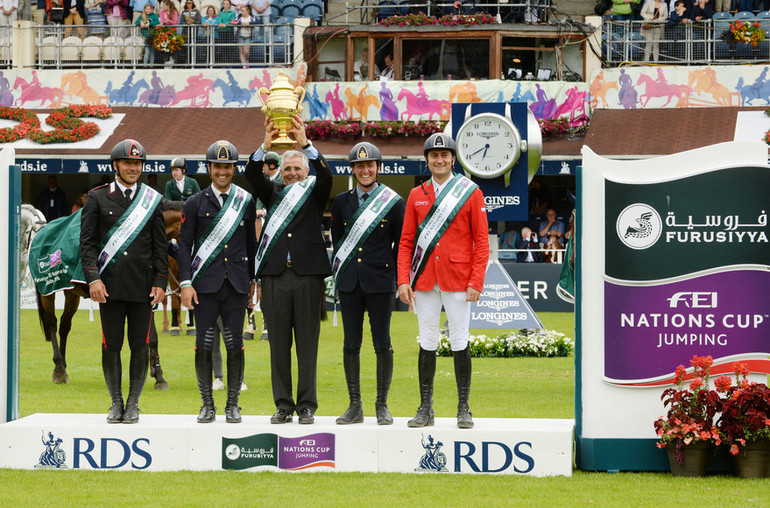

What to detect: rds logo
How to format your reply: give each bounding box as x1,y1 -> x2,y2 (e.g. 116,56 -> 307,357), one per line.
72,437 -> 152,470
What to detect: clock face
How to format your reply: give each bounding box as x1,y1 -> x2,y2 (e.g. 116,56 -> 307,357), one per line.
456,113 -> 521,179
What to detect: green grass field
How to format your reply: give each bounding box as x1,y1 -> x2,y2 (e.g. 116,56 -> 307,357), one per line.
2,309 -> 768,506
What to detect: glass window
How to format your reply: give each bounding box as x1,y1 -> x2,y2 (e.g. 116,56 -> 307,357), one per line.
403,39 -> 489,81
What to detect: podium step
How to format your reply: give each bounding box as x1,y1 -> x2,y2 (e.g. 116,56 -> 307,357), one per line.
1,413 -> 573,476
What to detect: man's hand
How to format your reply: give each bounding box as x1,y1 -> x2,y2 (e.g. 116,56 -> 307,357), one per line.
89,280 -> 109,303
150,286 -> 165,305
288,114 -> 309,148
263,117 -> 279,151
398,283 -> 414,306
466,287 -> 481,302
181,286 -> 198,309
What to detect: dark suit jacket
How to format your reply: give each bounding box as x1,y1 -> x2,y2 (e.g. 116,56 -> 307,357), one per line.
515,235 -> 543,263
330,186 -> 405,294
245,152 -> 332,277
80,182 -> 168,302
178,186 -> 257,294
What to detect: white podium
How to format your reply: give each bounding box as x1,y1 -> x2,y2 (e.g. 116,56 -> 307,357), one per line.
0,414 -> 574,476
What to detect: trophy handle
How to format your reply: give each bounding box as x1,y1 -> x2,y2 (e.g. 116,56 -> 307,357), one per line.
294,86 -> 306,114
257,87 -> 270,111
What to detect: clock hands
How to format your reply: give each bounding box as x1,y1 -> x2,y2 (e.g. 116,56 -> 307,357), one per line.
468,144 -> 490,160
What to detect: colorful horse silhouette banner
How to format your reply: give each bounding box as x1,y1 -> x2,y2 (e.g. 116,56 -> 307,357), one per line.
589,65 -> 769,110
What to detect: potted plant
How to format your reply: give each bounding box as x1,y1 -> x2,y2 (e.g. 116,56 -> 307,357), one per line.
720,20 -> 766,47
654,355 -> 722,476
715,362 -> 770,478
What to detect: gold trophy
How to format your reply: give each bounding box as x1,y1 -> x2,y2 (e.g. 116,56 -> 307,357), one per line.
258,71 -> 306,150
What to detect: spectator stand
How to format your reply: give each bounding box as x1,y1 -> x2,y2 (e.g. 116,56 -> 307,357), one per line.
32,20 -> 301,69
345,1 -> 550,25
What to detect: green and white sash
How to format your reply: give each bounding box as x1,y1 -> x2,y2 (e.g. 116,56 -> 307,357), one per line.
332,184 -> 400,284
98,183 -> 162,276
191,184 -> 253,282
255,176 -> 316,276
409,173 -> 478,287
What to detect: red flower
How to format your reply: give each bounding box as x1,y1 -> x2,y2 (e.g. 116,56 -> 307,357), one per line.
714,375 -> 732,393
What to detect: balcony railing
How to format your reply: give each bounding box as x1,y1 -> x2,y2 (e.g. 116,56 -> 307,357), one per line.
602,19 -> 770,66
34,23 -> 294,69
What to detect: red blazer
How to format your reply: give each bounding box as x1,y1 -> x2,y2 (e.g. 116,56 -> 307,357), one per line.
397,179 -> 489,292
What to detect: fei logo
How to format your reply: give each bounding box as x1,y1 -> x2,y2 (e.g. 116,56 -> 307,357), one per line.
668,292 -> 717,309
616,203 -> 663,250
222,433 -> 335,471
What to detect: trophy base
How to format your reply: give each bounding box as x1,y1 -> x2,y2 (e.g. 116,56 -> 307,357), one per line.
271,135 -> 298,150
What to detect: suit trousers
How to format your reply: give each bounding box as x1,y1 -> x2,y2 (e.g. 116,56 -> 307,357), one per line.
261,268 -> 324,414
99,299 -> 152,353
194,278 -> 248,352
415,283 -> 471,352
338,284 -> 394,354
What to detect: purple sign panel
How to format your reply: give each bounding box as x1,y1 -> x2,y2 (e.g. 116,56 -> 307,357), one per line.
604,270 -> 770,385
278,433 -> 335,470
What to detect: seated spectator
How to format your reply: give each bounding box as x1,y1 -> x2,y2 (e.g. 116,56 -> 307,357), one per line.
233,4 -> 257,68
667,0 -> 688,25
135,2 -> 160,66
85,0 -> 108,37
542,231 -> 564,264
515,227 -> 543,263
610,0 -> 641,21
380,53 -> 394,81
354,48 -> 379,81
689,0 -> 712,22
641,0 -> 667,62
538,208 -> 565,245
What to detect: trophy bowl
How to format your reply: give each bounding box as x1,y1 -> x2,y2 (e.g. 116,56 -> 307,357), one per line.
258,71 -> 306,150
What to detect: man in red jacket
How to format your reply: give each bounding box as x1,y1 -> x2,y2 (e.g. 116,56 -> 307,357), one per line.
397,133 -> 489,429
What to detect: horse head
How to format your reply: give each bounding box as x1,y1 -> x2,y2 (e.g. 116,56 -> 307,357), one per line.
13,76 -> 25,89
397,88 -> 412,101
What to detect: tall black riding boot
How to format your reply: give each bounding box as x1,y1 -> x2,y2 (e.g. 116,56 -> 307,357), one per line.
225,348 -> 244,423
408,347 -> 436,428
454,345 -> 474,429
123,346 -> 149,424
375,348 -> 394,425
102,349 -> 123,423
336,350 -> 364,424
196,348 -> 216,423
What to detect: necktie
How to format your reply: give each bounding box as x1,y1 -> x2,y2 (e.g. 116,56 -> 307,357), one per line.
124,189 -> 132,204
220,193 -> 228,206
362,192 -> 369,202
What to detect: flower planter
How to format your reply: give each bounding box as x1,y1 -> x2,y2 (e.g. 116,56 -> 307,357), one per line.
733,441 -> 770,478
666,441 -> 712,477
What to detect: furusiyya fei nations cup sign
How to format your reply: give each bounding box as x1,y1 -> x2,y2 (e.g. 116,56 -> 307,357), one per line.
603,166 -> 770,386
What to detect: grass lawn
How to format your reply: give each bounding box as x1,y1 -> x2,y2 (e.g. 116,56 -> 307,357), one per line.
2,309 -> 768,506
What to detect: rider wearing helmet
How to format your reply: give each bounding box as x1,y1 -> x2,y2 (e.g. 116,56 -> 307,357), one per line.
81,138 -> 167,424
330,141 -> 405,426
164,157 -> 201,202
397,131 -> 489,430
179,140 -> 256,424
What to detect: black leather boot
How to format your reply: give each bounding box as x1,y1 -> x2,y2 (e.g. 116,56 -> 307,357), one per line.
102,349 -> 123,423
454,345 -> 474,429
196,348 -> 216,423
336,350 -> 364,424
408,347 -> 436,428
123,346 -> 149,424
375,348 -> 394,425
225,348 -> 244,423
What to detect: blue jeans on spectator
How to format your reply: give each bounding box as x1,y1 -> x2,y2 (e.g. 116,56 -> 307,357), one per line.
739,0 -> 756,11
612,13 -> 633,21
